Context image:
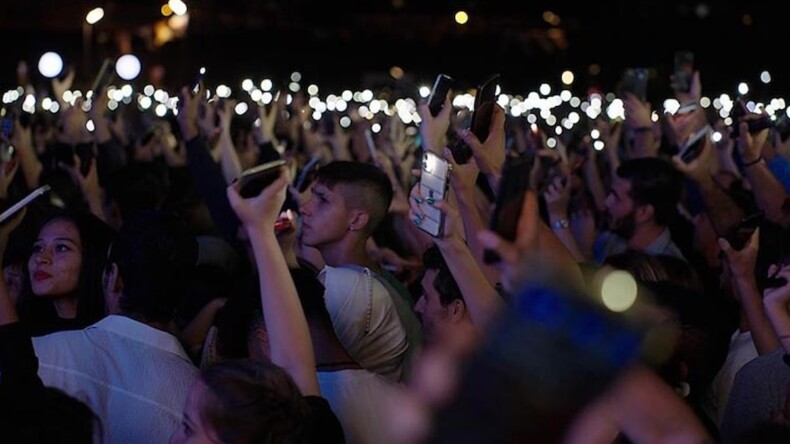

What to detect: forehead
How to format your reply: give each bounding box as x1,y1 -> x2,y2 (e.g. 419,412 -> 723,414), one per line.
39,219 -> 80,240
611,177 -> 632,199
420,269 -> 439,294
313,182 -> 351,202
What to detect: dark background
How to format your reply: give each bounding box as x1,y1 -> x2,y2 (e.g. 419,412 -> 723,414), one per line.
1,0 -> 786,101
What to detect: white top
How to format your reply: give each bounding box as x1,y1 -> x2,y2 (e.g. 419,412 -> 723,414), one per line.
33,315 -> 198,444
320,265 -> 408,382
703,330 -> 758,426
318,369 -> 402,444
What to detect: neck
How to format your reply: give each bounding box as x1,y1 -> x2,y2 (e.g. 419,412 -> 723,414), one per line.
627,223 -> 666,252
52,297 -> 79,319
118,312 -> 171,332
320,236 -> 378,270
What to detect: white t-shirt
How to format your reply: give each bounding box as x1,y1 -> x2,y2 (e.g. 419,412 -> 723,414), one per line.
33,315 -> 198,443
320,265 -> 408,382
318,369 -> 402,444
703,330 -> 758,426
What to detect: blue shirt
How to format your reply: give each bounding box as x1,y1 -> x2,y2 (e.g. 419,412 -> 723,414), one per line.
593,227 -> 686,265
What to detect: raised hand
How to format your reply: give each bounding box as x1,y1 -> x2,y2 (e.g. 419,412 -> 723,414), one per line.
459,105 -> 506,178
671,135 -> 714,182
718,228 -> 759,282
543,174 -> 572,219
417,96 -> 452,154
177,86 -> 201,141
52,67 -> 75,107
227,167 -> 290,234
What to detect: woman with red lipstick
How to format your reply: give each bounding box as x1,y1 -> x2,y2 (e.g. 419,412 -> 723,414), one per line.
16,211 -> 115,336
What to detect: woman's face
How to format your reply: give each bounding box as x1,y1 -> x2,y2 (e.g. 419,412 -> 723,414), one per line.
28,219 -> 83,298
170,381 -> 221,444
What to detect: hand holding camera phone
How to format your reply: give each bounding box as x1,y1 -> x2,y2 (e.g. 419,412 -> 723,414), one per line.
678,125 -> 711,163
725,211 -> 764,251
417,151 -> 452,237
673,51 -> 695,95
619,68 -> 649,102
238,159 -> 287,198
0,185 -> 51,224
449,74 -> 499,165
428,74 -> 454,117
484,156 -> 531,264
730,100 -> 772,139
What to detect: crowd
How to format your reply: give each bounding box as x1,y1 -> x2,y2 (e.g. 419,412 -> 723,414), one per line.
1,51 -> 790,444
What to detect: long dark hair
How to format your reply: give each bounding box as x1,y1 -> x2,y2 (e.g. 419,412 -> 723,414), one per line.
17,210 -> 116,335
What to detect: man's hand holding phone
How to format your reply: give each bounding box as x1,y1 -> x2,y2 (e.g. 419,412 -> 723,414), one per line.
671,129 -> 714,183
718,227 -> 759,283
407,181 -> 463,247
459,104 -> 506,185
227,165 -> 289,237
736,118 -> 770,166
418,96 -> 452,155
177,85 -> 202,142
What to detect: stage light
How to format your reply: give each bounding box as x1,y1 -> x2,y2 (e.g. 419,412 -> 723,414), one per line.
38,52 -> 64,78
116,55 -> 141,81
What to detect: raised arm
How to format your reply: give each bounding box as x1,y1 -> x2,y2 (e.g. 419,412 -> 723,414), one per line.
216,101 -> 244,184
226,169 -> 319,396
672,132 -> 744,236
737,123 -> 790,226
477,190 -> 585,296
408,184 -> 503,330
719,229 -> 780,355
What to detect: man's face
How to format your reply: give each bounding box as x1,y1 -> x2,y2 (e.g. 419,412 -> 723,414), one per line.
299,182 -> 353,249
415,269 -> 452,344
604,176 -> 638,239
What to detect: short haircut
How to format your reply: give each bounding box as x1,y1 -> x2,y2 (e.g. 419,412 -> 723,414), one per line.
199,360 -> 308,443
314,161 -> 393,234
109,210 -> 197,324
616,158 -> 683,227
422,245 -> 465,307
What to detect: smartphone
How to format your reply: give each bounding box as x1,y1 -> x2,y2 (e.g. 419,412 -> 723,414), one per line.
775,113 -> 790,143
418,151 -> 452,237
619,68 -> 649,102
0,185 -> 51,224
726,211 -> 764,251
90,58 -> 115,98
191,66 -> 207,96
238,159 -> 287,198
469,73 -> 500,143
673,51 -> 694,94
678,125 -> 710,163
730,100 -> 773,139
364,128 -> 378,164
484,156 -> 531,264
428,74 -> 454,117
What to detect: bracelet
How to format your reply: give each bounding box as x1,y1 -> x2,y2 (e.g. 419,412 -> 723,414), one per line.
551,219 -> 570,229
743,156 -> 764,167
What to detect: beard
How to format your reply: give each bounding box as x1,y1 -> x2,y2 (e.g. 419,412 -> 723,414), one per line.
610,210 -> 637,240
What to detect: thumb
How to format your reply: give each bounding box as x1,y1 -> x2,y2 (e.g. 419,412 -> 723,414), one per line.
460,129 -> 483,153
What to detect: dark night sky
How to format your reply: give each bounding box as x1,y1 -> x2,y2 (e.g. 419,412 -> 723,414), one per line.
0,1 -> 786,100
